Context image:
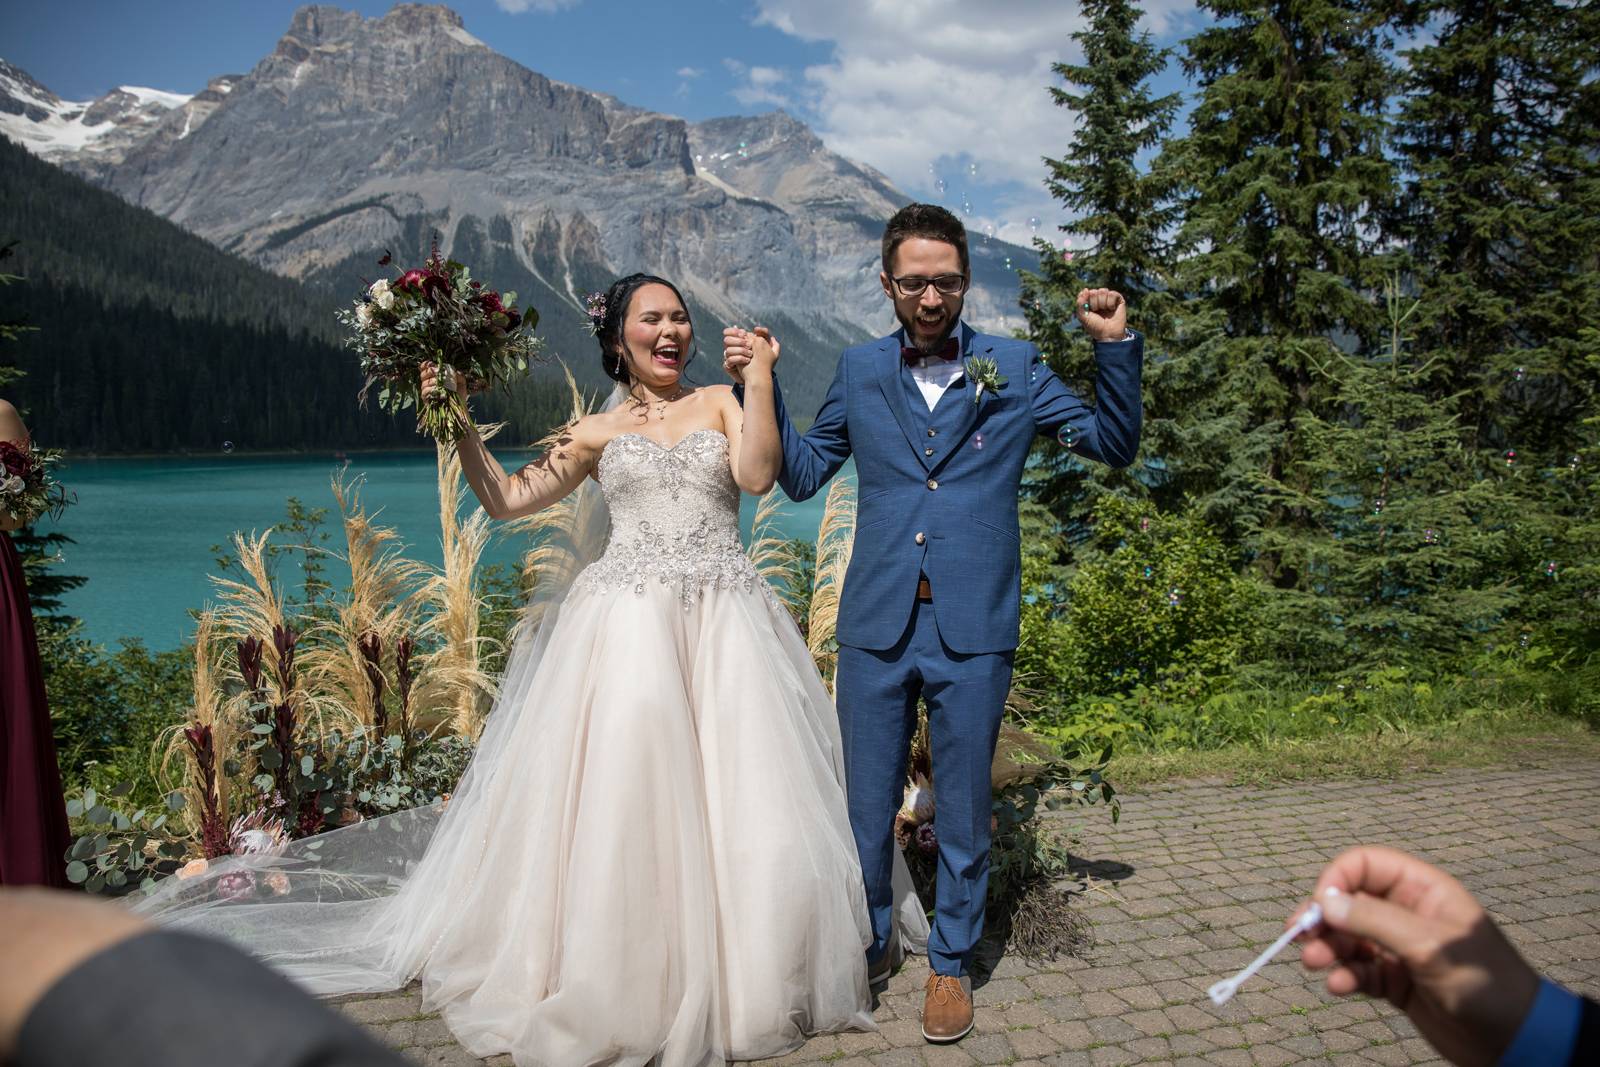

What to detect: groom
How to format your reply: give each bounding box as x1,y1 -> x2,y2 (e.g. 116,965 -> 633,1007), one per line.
725,203 -> 1142,1042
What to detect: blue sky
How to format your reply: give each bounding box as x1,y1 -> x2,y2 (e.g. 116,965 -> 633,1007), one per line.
1,0 -> 1207,245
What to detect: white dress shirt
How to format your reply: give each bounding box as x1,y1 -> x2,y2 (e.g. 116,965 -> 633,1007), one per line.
905,351 -> 967,410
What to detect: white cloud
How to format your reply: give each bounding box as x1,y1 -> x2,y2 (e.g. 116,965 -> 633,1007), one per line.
677,67 -> 704,79
746,0 -> 1196,204
495,0 -> 583,12
732,64 -> 793,107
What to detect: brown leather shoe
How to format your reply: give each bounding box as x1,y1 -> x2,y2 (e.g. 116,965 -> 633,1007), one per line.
921,972 -> 974,1042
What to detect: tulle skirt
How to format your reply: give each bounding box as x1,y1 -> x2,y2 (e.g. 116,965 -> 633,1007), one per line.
135,578 -> 927,1066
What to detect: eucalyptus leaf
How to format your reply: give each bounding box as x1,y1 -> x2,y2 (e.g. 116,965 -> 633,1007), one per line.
65,860 -> 89,884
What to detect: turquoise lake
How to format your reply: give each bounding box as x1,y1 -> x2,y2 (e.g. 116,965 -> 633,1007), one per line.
32,451 -> 845,651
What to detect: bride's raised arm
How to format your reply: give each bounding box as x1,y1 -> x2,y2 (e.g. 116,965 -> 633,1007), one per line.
421,361 -> 602,520
724,327 -> 781,496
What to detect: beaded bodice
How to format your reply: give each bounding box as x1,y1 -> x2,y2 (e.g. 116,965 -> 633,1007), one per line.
573,429 -> 766,607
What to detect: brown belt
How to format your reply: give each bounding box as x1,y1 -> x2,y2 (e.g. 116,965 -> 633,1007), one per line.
917,577 -> 933,601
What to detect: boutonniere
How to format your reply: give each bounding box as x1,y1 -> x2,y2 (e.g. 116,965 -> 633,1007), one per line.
965,356 -> 1007,405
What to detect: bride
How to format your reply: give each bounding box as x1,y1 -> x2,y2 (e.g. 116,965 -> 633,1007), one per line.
134,272 -> 927,1066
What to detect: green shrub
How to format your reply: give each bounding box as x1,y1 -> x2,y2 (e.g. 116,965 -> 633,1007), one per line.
1057,498 -> 1261,699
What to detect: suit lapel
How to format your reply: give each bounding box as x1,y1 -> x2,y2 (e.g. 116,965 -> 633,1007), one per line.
875,331 -> 931,471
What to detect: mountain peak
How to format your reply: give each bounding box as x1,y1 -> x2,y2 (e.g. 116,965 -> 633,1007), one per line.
281,3 -> 483,52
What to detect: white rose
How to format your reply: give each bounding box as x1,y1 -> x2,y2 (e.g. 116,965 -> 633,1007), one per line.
367,278 -> 390,300
356,303 -> 373,327
0,475 -> 22,494
375,288 -> 395,311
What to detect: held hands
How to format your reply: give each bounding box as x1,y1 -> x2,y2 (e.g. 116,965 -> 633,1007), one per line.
1075,288 -> 1127,342
722,326 -> 780,385
1296,846 -> 1541,1067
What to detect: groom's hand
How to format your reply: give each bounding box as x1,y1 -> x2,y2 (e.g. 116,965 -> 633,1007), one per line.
1075,288 -> 1128,342
723,326 -> 752,384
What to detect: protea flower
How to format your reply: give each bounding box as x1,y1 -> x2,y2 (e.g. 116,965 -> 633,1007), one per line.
228,808 -> 288,857
898,773 -> 935,826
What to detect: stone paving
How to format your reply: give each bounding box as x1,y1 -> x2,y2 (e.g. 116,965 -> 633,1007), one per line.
334,758 -> 1600,1066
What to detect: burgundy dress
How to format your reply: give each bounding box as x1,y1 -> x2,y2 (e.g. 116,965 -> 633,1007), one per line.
0,530 -> 71,887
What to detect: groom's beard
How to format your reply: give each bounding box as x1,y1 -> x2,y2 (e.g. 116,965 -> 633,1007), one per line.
896,299 -> 963,356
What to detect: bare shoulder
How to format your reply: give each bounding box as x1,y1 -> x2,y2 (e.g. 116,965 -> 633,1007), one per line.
694,383 -> 737,411
0,398 -> 27,443
563,412 -> 614,452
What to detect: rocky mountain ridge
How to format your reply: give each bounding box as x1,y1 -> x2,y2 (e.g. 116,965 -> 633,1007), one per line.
3,4 -> 1032,412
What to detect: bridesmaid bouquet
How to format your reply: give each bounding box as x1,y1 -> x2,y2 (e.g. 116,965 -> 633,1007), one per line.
339,246 -> 544,444
0,437 -> 69,525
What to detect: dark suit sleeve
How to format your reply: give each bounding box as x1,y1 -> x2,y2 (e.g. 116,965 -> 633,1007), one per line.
735,361 -> 852,503
1029,331 -> 1143,469
1574,995 -> 1598,1066
16,929 -> 410,1067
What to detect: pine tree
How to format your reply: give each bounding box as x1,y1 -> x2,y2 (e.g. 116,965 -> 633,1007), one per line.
1020,0 -> 1181,539
1155,0 -> 1401,579
1390,0 -> 1600,459
1257,277 -> 1517,669
1388,0 -> 1600,660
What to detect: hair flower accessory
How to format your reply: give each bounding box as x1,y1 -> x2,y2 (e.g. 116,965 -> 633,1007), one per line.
583,291 -> 607,335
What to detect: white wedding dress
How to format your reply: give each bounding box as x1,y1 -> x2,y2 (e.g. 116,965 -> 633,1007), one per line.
134,427 -> 928,1067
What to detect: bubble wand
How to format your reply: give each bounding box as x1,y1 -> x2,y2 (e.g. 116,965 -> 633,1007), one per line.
1207,902 -> 1323,1006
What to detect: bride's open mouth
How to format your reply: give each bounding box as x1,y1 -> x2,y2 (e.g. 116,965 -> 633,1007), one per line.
653,344 -> 681,368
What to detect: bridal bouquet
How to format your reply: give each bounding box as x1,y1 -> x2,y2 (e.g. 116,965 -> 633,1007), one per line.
339,247 -> 544,444
0,437 -> 70,525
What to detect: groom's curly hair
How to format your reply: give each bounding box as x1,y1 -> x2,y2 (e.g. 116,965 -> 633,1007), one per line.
882,203 -> 969,278
593,273 -> 698,385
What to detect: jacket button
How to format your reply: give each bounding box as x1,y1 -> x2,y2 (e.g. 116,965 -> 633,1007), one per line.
927,429 -> 937,437
915,531 -> 926,545
924,447 -> 935,456
927,479 -> 938,490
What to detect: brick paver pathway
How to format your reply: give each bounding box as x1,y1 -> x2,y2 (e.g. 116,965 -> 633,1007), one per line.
336,758 -> 1600,1065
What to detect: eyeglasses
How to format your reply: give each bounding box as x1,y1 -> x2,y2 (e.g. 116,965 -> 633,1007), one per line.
891,273 -> 968,298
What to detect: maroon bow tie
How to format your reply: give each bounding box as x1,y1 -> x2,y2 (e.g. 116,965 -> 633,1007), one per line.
901,337 -> 960,365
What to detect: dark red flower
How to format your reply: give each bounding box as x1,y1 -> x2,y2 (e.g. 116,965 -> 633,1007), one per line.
0,441 -> 30,476
397,269 -> 428,292
420,271 -> 451,301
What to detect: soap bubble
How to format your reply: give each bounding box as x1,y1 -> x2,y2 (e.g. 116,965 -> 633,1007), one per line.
1513,366 -> 1525,381
1372,498 -> 1385,514
1423,527 -> 1439,544
1142,564 -> 1153,579
1504,449 -> 1517,467
1028,216 -> 1040,234
972,432 -> 984,451
222,441 -> 235,454
935,178 -> 947,195
1056,424 -> 1074,447
1545,560 -> 1559,579
1166,587 -> 1183,607
967,161 -> 979,179
1139,517 -> 1150,531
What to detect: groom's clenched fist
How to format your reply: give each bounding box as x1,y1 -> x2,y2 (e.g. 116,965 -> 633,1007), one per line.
1075,288 -> 1128,342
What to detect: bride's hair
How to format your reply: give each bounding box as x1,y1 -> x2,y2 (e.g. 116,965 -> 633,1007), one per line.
594,273 -> 697,385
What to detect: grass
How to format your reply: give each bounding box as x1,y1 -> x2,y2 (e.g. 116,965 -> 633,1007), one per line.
1104,711 -> 1600,789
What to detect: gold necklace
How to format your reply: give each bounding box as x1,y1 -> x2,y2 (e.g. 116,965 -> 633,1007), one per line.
628,385 -> 684,420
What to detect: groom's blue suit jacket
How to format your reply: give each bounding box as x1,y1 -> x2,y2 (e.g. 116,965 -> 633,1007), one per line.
765,321 -> 1143,655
